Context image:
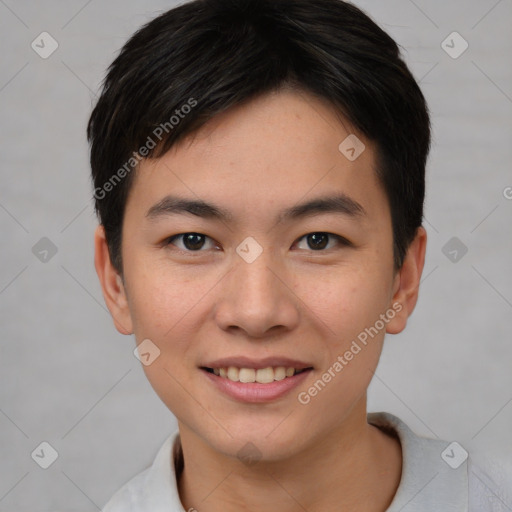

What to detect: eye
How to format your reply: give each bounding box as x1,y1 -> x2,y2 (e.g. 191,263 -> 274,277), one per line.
164,231 -> 351,253
165,233 -> 218,252
294,232 -> 352,251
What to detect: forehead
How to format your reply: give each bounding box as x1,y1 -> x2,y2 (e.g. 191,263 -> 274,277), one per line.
126,88 -> 388,226
171,88 -> 362,168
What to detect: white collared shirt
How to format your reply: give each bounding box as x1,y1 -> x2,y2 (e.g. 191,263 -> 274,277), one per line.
102,412 -> 510,511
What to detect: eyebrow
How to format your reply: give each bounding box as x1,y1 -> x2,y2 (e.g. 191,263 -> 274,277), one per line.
145,193 -> 366,224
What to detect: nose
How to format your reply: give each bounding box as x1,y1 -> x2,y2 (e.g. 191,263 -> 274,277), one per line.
214,250 -> 300,339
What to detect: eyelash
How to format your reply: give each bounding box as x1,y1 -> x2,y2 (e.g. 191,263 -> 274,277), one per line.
164,232 -> 353,254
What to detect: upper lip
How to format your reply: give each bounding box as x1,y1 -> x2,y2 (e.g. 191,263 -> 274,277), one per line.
201,356 -> 313,370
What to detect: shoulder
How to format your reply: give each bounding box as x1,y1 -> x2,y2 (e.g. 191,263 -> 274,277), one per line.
467,444 -> 512,511
101,468 -> 150,512
368,412 -> 511,511
101,430 -> 183,512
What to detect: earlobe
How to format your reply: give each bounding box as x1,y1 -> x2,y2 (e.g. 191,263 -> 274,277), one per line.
94,225 -> 134,335
386,226 -> 427,335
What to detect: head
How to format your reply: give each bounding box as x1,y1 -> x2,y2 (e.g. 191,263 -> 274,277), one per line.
90,0 -> 429,461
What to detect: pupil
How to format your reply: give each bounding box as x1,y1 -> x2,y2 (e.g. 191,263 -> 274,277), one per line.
308,233 -> 328,250
184,233 -> 204,250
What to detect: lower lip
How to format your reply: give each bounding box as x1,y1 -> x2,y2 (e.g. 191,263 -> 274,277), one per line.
201,368 -> 312,403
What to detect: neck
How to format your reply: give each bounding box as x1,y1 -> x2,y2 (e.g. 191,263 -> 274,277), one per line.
176,402 -> 402,512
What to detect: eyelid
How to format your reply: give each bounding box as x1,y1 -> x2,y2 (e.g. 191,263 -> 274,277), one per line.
165,233 -> 219,253
293,233 -> 353,251
164,231 -> 353,253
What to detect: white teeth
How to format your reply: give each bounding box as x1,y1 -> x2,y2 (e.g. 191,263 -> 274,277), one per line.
227,366 -> 239,381
256,367 -> 274,384
273,367 -> 286,381
211,366 -> 306,383
239,368 -> 256,383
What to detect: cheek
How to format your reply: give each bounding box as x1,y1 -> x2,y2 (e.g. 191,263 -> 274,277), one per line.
126,268 -> 206,412
124,262 -> 222,382
125,258 -> 200,339
300,265 -> 392,342
295,271 -> 390,416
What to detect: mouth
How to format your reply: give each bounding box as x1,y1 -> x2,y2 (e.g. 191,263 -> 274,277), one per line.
200,363 -> 314,403
201,366 -> 312,383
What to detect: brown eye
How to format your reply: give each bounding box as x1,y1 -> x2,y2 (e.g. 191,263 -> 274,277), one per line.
306,233 -> 329,250
295,232 -> 351,251
166,233 -> 216,251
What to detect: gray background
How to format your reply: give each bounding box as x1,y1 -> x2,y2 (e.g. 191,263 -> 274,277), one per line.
1,0 -> 511,510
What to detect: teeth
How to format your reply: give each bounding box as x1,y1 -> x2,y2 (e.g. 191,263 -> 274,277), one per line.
274,367 -> 286,381
239,368 -> 255,383
256,367 -> 274,384
227,366 -> 239,381
211,366 -> 305,383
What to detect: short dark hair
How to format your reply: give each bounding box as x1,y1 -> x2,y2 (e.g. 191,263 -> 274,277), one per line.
87,0 -> 430,273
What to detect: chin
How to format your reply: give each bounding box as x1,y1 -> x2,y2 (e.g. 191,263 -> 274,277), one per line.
204,421 -> 307,464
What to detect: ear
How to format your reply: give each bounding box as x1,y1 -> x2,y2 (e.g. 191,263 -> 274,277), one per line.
386,226 -> 427,335
94,225 -> 133,335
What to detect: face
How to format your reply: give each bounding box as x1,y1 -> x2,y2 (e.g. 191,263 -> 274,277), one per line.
96,88 -> 424,462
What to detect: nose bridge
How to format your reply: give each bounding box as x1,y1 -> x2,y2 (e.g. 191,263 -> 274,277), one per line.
233,245 -> 281,307
214,244 -> 299,336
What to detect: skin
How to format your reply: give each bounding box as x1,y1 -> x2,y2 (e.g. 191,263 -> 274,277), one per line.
95,88 -> 426,512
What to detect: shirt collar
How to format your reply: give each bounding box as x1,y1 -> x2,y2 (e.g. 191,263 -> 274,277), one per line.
138,412 -> 468,511
368,412 -> 468,511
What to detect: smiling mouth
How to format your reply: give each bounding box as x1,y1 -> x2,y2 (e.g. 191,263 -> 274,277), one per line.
201,366 -> 312,383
